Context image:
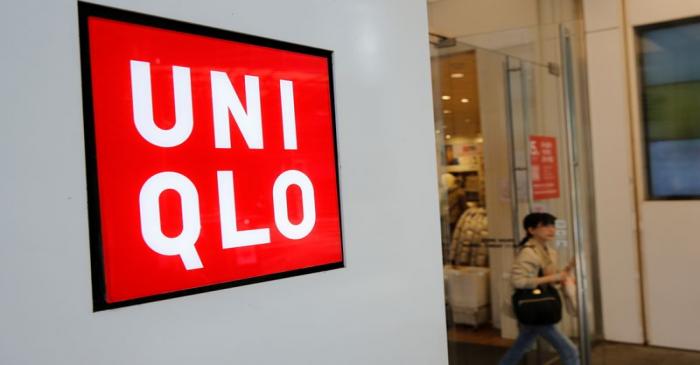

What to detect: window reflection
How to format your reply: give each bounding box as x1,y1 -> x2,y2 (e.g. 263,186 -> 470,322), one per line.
639,20 -> 700,199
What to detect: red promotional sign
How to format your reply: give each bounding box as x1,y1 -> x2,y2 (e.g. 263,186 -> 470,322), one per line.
79,3 -> 343,310
529,135 -> 560,200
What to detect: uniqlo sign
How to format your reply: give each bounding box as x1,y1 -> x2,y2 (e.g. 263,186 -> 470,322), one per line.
78,3 -> 343,310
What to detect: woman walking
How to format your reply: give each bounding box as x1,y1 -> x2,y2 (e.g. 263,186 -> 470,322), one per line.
498,212 -> 580,365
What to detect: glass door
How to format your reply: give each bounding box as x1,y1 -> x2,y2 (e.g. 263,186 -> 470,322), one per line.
431,31 -> 596,364
504,53 -> 586,365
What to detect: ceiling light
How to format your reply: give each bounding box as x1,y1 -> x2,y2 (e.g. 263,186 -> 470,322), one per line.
443,110 -> 451,114
461,98 -> 470,103
441,95 -> 451,100
445,134 -> 452,140
450,73 -> 464,78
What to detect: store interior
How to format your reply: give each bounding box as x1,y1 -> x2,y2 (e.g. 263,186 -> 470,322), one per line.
433,47 -> 507,348
436,50 -> 502,349
430,30 -> 594,363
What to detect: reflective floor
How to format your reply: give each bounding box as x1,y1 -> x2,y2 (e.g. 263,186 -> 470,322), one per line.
447,330 -> 700,365
591,343 -> 700,365
447,325 -> 557,365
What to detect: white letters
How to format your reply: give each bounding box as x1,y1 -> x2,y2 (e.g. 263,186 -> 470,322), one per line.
139,172 -> 203,270
272,170 -> 316,240
280,80 -> 298,150
211,72 -> 263,149
130,60 -> 193,147
217,170 -> 271,248
132,64 -> 299,151
135,63 -> 320,268
139,169 -> 318,268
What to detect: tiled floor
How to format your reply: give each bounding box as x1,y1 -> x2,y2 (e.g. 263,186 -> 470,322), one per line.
447,325 -> 700,364
591,343 -> 700,365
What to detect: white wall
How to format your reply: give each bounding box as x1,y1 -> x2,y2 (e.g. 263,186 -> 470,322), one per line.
623,0 -> 700,351
582,0 -> 645,344
0,1 -> 448,364
584,0 -> 700,350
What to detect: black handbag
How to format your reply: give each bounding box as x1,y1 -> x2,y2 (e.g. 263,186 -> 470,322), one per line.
511,269 -> 562,325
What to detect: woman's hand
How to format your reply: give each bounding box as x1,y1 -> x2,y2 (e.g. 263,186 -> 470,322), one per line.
540,271 -> 567,285
563,258 -> 576,273
562,274 -> 576,286
548,270 -> 574,285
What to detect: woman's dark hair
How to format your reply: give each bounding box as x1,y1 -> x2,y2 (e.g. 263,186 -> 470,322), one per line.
517,212 -> 557,246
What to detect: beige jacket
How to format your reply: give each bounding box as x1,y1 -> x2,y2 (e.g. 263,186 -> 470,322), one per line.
505,240 -> 580,317
502,240 -> 561,318
511,240 -> 559,289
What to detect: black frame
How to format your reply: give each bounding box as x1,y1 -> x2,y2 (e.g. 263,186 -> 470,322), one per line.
78,2 -> 344,311
636,16 -> 700,200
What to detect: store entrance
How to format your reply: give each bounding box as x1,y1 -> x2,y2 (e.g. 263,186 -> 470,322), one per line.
431,24 -> 596,365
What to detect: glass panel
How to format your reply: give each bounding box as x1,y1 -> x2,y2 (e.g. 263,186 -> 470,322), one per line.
560,20 -> 602,364
507,54 -> 579,365
432,43 -> 510,364
431,39 -> 593,363
638,20 -> 700,199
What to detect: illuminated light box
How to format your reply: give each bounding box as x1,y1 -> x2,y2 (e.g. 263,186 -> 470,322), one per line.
78,2 -> 343,311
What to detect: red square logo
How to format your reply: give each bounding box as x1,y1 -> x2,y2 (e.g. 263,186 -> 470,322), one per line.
79,3 -> 343,310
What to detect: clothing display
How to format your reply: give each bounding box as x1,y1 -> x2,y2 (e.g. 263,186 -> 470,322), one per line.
449,204 -> 488,266
447,185 -> 467,228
